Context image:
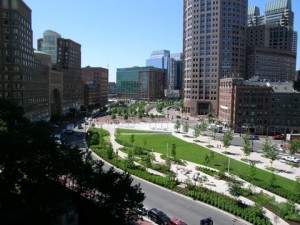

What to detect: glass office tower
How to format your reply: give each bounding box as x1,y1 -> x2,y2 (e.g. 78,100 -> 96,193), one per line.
146,50 -> 170,90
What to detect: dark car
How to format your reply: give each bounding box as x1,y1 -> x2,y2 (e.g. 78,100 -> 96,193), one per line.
249,135 -> 259,140
148,208 -> 170,225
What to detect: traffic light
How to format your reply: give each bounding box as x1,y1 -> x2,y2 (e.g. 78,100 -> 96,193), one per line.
200,217 -> 213,225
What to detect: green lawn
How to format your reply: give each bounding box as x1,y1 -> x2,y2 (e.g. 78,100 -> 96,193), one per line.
115,129 -> 297,193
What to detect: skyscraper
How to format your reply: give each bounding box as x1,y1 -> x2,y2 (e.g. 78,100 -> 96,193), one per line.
183,0 -> 247,116
246,0 -> 297,81
0,0 -> 50,120
38,30 -> 83,114
146,50 -> 170,90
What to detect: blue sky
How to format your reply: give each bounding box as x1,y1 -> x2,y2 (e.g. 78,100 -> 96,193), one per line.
25,0 -> 299,82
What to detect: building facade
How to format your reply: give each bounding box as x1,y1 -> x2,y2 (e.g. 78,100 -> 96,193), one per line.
81,66 -> 108,107
246,0 -> 297,81
116,67 -> 164,100
0,0 -> 50,121
219,78 -> 300,134
146,50 -> 170,90
183,0 -> 248,117
38,30 -> 83,115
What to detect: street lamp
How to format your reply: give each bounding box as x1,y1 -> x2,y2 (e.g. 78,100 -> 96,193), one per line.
192,173 -> 199,198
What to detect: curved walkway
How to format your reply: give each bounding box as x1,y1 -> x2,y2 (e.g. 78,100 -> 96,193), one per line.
97,121 -> 294,225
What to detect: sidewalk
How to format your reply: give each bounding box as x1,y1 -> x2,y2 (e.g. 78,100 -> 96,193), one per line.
98,122 -> 293,225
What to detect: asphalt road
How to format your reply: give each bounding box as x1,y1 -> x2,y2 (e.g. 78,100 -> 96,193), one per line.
132,178 -> 246,225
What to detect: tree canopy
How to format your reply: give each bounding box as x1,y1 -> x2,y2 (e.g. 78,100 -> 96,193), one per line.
0,100 -> 144,225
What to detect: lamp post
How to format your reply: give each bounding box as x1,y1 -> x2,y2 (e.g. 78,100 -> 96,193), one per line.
252,140 -> 254,152
116,148 -> 119,165
192,173 -> 199,198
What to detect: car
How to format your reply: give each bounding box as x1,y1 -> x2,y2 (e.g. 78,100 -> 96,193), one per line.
148,208 -> 170,225
249,135 -> 260,140
282,156 -> 300,163
168,218 -> 187,225
137,206 -> 148,216
273,135 -> 285,140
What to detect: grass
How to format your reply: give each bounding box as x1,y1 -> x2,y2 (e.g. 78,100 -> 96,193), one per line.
115,128 -> 297,193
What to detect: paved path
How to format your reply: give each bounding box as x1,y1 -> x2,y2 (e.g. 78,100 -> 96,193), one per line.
94,121 -> 299,225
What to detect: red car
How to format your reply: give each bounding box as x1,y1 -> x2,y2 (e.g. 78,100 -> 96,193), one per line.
272,135 -> 285,140
168,218 -> 187,225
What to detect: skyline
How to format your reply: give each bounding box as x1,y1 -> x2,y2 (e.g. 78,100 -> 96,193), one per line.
25,0 -> 300,82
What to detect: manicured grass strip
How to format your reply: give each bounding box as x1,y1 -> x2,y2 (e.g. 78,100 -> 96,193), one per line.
115,129 -> 298,201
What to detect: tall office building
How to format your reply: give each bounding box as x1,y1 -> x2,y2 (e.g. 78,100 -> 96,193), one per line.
37,30 -> 61,64
0,0 -> 50,120
38,30 -> 83,114
246,0 -> 297,81
146,50 -> 170,90
183,0 -> 247,116
116,66 -> 164,100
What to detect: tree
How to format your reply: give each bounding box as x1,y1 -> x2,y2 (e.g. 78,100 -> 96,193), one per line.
174,119 -> 181,132
248,161 -> 256,182
171,143 -> 177,159
211,126 -> 217,140
124,149 -> 135,169
289,139 -> 300,156
228,181 -> 243,200
0,99 -> 145,224
242,133 -> 251,156
193,125 -> 200,140
207,113 -> 214,124
142,154 -> 152,168
199,121 -> 208,136
263,138 -> 279,167
124,113 -> 129,120
223,130 -> 233,149
183,121 -> 189,133
111,114 -> 116,120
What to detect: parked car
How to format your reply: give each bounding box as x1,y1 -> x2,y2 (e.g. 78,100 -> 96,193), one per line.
272,135 -> 285,140
168,217 -> 187,225
281,156 -> 300,163
249,135 -> 260,140
148,208 -> 170,225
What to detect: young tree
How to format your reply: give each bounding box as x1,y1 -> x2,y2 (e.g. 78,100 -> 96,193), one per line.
228,181 -> 243,200
223,130 -> 233,150
207,113 -> 214,124
199,121 -> 208,136
211,126 -> 217,140
248,161 -> 256,182
242,133 -> 251,156
289,139 -> 300,156
142,154 -> 152,169
183,121 -> 189,133
263,138 -> 279,167
171,143 -> 177,159
174,119 -> 181,132
193,125 -> 200,140
125,149 -> 135,169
